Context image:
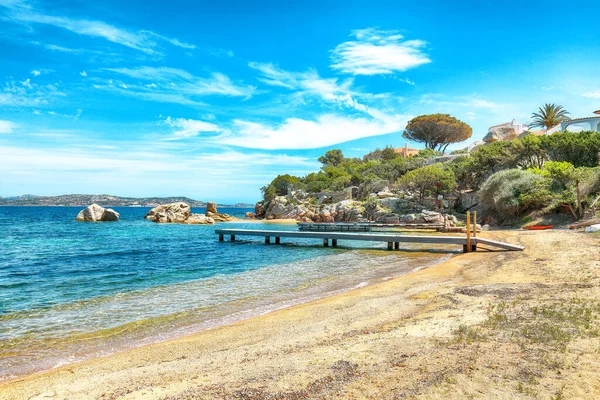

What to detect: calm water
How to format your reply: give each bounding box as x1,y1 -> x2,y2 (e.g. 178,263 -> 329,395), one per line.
0,206 -> 452,380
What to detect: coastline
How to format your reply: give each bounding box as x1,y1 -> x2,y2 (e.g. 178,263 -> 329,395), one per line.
2,229 -> 599,399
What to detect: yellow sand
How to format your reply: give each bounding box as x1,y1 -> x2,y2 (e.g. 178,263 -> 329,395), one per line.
2,230 -> 599,399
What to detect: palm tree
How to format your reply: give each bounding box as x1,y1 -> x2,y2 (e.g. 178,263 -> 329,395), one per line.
530,103 -> 570,131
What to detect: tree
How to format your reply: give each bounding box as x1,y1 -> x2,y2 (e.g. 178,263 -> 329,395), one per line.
402,114 -> 472,153
541,130 -> 600,167
397,164 -> 456,203
261,174 -> 301,202
530,103 -> 570,131
318,149 -> 345,167
542,161 -> 599,219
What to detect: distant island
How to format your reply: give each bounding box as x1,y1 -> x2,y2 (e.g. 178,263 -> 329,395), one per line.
0,194 -> 254,208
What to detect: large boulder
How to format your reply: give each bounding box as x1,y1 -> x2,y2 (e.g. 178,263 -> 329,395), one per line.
265,196 -> 295,219
205,201 -> 237,222
145,202 -> 191,223
76,204 -> 120,222
186,214 -> 215,225
483,126 -> 518,143
255,201 -> 265,217
206,201 -> 218,214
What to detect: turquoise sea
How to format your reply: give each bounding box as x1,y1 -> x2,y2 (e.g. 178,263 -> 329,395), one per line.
0,206 -> 451,380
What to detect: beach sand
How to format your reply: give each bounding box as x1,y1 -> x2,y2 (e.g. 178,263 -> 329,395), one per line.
2,230 -> 599,399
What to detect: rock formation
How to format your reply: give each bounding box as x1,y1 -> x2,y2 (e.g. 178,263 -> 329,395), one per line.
483,126 -> 519,143
75,204 -> 120,222
145,202 -> 215,224
205,202 -> 237,222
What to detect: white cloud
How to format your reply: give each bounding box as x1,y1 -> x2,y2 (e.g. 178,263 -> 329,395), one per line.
331,28 -> 431,75
0,120 -> 16,134
164,116 -> 221,139
2,1 -> 194,55
248,62 -> 367,112
30,69 -> 41,76
222,113 -> 407,150
0,78 -> 65,107
80,71 -> 87,77
95,67 -> 255,104
582,90 -> 600,99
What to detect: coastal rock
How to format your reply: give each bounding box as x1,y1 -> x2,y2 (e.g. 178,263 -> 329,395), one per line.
377,190 -> 395,199
206,201 -> 218,214
245,212 -> 256,219
265,196 -> 295,219
483,126 -> 518,143
75,204 -> 120,222
255,202 -> 265,217
333,200 -> 365,222
145,202 -> 191,223
204,201 -> 237,222
186,214 -> 215,225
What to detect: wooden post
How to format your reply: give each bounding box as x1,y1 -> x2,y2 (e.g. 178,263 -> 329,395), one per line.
275,237 -> 280,244
466,211 -> 471,253
387,242 -> 393,250
394,242 -> 400,250
472,211 -> 477,238
219,234 -> 224,242
323,238 -> 329,247
230,235 -> 235,242
265,236 -> 270,244
332,239 -> 337,247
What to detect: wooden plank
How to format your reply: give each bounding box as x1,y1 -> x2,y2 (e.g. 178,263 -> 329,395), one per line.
466,211 -> 471,253
473,237 -> 524,251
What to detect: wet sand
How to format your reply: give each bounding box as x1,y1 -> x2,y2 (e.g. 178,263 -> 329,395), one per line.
2,230 -> 599,399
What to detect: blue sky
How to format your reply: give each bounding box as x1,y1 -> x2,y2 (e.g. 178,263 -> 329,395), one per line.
1,0 -> 599,203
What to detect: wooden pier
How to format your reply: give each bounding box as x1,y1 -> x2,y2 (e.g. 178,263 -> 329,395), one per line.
215,228 -> 524,253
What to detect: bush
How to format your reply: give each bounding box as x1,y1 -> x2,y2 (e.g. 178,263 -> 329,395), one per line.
479,169 -> 551,220
541,131 -> 600,167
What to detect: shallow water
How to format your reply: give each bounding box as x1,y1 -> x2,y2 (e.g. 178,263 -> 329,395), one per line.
0,206 -> 454,380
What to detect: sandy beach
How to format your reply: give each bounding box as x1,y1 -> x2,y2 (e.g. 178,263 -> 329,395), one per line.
1,229 -> 599,399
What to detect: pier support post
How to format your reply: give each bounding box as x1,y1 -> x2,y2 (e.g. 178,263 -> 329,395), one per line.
230,235 -> 235,242
332,239 -> 337,247
387,242 -> 393,250
265,236 -> 270,244
323,238 -> 329,247
219,234 -> 224,242
394,242 -> 400,250
275,237 -> 280,244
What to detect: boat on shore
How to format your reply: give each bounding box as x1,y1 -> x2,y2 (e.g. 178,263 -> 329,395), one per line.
524,225 -> 553,230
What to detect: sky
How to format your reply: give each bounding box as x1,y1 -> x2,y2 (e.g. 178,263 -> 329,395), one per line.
1,0 -> 599,203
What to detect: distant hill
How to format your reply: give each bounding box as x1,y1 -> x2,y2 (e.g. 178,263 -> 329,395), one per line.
0,194 -> 254,208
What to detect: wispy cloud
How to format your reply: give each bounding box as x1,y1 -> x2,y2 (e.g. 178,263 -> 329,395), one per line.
80,71 -> 87,77
581,90 -> 600,99
0,78 -> 65,107
330,28 -> 430,75
1,0 -> 195,55
164,116 -> 221,140
30,69 -> 40,76
0,120 -> 16,134
222,113 -> 407,150
248,62 -> 368,112
93,66 -> 255,105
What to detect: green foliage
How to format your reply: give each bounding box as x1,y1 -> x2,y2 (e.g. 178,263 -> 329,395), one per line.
318,149 -> 345,166
397,164 -> 456,202
480,169 -> 552,220
402,114 -> 472,152
530,103 -> 570,130
260,174 -> 301,202
362,146 -> 398,162
541,131 -> 600,167
413,148 -> 442,158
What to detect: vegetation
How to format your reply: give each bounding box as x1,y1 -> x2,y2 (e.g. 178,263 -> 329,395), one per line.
260,128 -> 600,223
530,103 -> 570,131
402,114 -> 472,153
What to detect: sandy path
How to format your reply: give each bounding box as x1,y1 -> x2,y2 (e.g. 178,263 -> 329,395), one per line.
2,230 -> 599,399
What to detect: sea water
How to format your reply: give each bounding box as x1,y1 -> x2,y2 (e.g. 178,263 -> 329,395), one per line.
0,206 -> 453,380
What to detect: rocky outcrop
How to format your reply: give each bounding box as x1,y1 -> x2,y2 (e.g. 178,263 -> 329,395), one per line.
483,127 -> 518,143
145,202 -> 214,224
76,204 -> 120,222
206,202 -> 237,222
254,202 -> 265,218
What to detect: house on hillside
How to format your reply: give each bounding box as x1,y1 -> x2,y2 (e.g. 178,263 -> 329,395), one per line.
394,144 -> 420,157
559,110 -> 600,132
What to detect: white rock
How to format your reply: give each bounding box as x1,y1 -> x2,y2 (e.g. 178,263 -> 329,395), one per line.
584,224 -> 600,233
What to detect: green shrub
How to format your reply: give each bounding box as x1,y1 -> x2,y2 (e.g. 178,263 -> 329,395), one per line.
397,164 -> 456,202
479,169 -> 552,220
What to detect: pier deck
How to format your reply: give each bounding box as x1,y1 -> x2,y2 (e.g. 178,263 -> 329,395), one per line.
215,228 -> 524,252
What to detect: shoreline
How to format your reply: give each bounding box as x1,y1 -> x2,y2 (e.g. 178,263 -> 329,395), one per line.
2,229 -> 599,399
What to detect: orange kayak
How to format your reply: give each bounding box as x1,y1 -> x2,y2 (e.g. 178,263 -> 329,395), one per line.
525,225 -> 553,230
